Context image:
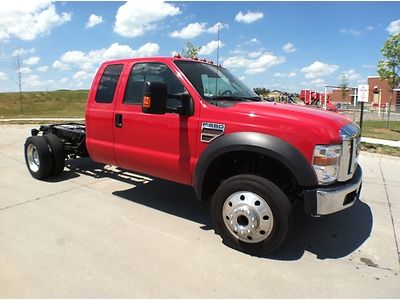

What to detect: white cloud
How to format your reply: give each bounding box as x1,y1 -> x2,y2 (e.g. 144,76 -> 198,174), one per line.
0,1 -> 71,41
235,11 -> 264,24
73,70 -> 92,81
366,26 -> 374,31
207,22 -> 229,33
223,52 -> 285,74
23,56 -> 40,65
387,19 -> 400,35
239,76 -> 246,81
114,1 -> 180,38
53,42 -> 160,73
198,40 -> 224,55
12,48 -> 35,57
0,72 -> 7,80
301,61 -> 339,79
249,38 -> 260,44
248,51 -> 262,58
342,69 -> 361,81
86,14 -> 103,28
23,74 -> 54,90
170,22 -> 206,39
362,64 -> 375,69
283,42 -> 297,53
19,66 -> 32,74
273,72 -> 297,78
52,60 -> 70,70
36,65 -> 49,72
340,28 -> 362,36
273,72 -> 285,78
311,78 -> 326,87
230,48 -> 246,56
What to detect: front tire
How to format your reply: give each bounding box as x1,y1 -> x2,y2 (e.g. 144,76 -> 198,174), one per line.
211,174 -> 292,255
24,136 -> 53,180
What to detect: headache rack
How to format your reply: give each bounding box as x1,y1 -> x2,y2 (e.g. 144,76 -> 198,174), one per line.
31,123 -> 88,158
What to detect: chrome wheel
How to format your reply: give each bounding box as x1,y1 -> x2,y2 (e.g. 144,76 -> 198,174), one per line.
27,143 -> 40,172
222,191 -> 274,243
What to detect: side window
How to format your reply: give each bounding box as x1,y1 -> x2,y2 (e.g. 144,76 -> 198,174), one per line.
124,63 -> 187,112
95,64 -> 123,103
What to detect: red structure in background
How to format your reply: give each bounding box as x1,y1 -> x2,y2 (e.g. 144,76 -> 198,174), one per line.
299,89 -> 337,112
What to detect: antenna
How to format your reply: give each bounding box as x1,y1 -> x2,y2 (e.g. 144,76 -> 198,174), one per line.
215,23 -> 220,97
216,23 -> 220,67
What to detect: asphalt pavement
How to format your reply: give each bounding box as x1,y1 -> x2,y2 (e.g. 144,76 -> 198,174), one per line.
0,124 -> 399,298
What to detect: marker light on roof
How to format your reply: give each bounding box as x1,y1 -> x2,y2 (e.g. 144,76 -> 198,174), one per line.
192,56 -> 198,60
200,58 -> 207,62
173,53 -> 181,58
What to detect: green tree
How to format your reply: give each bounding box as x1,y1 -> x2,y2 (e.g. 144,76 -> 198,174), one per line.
377,34 -> 400,128
181,42 -> 200,58
339,74 -> 349,101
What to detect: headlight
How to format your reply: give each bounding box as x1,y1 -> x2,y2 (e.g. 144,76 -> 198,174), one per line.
313,145 -> 341,185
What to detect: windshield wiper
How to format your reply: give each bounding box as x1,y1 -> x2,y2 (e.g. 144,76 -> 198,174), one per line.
242,96 -> 262,102
208,95 -> 261,102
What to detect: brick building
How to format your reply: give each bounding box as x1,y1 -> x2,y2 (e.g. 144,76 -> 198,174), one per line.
329,88 -> 354,104
327,76 -> 400,111
367,76 -> 400,111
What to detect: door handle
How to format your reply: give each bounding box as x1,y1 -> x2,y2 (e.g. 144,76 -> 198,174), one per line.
115,113 -> 123,128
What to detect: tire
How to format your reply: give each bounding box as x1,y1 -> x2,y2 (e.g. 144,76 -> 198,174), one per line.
24,136 -> 54,180
211,174 -> 292,256
44,134 -> 65,176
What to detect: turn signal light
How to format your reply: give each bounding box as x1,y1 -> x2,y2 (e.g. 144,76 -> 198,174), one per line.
143,96 -> 151,108
313,156 -> 339,166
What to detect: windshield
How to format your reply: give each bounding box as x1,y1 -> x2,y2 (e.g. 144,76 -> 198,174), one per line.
174,60 -> 260,102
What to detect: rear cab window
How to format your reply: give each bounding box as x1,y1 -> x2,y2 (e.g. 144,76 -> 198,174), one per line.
95,64 -> 124,103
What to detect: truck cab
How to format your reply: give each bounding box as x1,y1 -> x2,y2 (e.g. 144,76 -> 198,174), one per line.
24,56 -> 362,255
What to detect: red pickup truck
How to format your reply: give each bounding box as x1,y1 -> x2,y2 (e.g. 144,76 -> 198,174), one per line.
24,56 -> 362,255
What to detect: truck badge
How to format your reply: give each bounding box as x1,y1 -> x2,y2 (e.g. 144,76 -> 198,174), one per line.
201,122 -> 225,143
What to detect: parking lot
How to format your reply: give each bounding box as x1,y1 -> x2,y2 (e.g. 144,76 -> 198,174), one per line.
1,124 -> 399,298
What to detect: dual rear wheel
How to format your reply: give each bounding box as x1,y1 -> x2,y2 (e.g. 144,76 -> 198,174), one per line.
24,134 -> 65,180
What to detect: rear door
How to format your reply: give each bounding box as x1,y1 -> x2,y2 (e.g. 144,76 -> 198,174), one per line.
85,63 -> 124,165
113,61 -> 198,185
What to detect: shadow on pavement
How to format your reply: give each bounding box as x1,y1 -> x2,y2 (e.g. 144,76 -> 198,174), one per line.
266,199 -> 373,260
60,157 -> 373,261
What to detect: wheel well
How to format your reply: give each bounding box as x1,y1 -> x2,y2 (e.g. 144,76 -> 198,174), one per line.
200,151 -> 301,203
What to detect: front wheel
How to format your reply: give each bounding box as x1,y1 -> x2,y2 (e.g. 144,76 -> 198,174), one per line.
211,174 -> 292,256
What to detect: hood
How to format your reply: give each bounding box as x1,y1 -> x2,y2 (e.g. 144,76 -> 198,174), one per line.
222,101 -> 353,145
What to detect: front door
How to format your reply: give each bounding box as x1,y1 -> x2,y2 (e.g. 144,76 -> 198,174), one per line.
113,62 -> 198,185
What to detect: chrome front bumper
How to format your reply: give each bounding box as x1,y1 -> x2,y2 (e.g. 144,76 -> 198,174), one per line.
304,165 -> 362,216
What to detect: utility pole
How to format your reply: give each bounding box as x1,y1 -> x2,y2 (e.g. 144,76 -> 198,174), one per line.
14,53 -> 23,114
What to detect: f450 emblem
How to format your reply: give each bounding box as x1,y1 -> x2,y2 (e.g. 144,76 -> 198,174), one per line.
201,122 -> 225,143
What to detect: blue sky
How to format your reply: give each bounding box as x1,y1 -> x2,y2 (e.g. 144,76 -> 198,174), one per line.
0,1 -> 399,93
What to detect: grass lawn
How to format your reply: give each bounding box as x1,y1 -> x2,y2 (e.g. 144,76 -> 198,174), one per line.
359,120 -> 400,141
361,142 -> 400,157
0,90 -> 88,118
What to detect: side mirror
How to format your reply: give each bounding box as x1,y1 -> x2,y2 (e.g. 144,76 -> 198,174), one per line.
142,81 -> 167,114
179,93 -> 194,116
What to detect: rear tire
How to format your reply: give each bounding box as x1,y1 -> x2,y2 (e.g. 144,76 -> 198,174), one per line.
211,174 -> 292,256
24,136 -> 53,180
44,134 -> 65,176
